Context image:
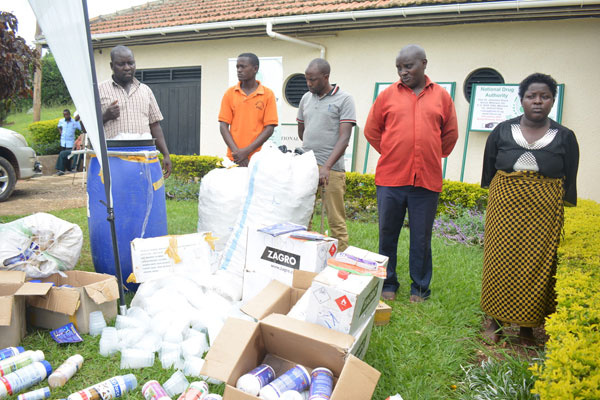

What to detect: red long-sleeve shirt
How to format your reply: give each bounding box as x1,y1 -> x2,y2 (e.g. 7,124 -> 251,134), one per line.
364,76 -> 458,193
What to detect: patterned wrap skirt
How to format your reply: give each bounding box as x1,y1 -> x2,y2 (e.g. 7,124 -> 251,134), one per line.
481,170 -> 564,327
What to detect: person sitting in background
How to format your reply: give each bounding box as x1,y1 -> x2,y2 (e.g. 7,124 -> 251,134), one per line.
480,73 -> 579,345
55,109 -> 81,175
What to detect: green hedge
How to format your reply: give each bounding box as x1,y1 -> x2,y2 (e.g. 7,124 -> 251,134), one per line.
28,118 -> 62,155
531,199 -> 600,399
167,154 -> 223,180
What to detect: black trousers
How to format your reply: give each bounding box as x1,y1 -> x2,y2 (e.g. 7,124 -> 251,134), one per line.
377,185 -> 440,298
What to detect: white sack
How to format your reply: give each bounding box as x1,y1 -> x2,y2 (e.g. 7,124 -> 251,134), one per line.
219,144 -> 319,280
0,212 -> 83,278
197,167 -> 248,251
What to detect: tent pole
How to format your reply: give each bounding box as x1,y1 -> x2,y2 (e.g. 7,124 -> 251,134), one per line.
81,0 -> 127,314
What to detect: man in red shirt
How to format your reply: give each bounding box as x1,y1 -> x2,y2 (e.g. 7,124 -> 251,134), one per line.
364,45 -> 458,302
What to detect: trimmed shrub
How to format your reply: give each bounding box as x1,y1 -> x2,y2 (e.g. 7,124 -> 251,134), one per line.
531,199 -> 600,399
167,154 -> 223,181
438,179 -> 488,214
28,118 -> 61,155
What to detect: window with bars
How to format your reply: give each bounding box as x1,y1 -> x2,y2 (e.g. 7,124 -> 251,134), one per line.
463,68 -> 504,102
284,73 -> 309,108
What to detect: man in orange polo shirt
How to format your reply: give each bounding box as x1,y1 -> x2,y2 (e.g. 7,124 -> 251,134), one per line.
364,44 -> 458,303
219,53 -> 279,166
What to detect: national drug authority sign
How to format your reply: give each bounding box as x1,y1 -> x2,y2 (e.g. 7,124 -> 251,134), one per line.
468,83 -> 564,132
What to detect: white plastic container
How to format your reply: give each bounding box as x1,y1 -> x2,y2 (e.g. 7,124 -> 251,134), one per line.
48,354 -> 84,388
0,350 -> 45,377
203,395 -> 222,400
163,371 -> 189,397
177,381 -> 209,400
67,374 -> 137,400
16,387 -> 51,400
259,365 -> 311,400
89,311 -> 107,337
182,357 -> 205,378
0,347 -> 24,361
120,349 -> 154,369
308,368 -> 333,400
141,380 -> 171,400
236,364 -> 276,396
0,361 -> 52,398
280,391 -> 304,400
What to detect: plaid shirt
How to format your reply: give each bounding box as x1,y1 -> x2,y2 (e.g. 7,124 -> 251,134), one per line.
99,77 -> 163,138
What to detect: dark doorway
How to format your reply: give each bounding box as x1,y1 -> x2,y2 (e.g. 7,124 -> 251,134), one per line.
135,67 -> 201,155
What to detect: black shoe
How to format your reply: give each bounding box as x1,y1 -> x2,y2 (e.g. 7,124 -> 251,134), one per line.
55,171 -> 65,176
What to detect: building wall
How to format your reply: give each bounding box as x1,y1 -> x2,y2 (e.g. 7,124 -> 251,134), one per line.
94,17 -> 600,201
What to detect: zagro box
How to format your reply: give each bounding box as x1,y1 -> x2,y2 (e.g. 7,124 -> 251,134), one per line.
305,267 -> 383,336
0,271 -> 52,348
27,271 -> 119,334
241,272 -> 376,360
243,227 -> 338,301
201,315 -> 380,399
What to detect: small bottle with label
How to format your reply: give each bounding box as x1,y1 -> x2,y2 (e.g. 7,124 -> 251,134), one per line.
67,374 -> 137,400
259,365 -> 311,400
48,354 -> 84,388
17,387 -> 51,400
0,347 -> 24,361
177,381 -> 209,400
141,380 -> 171,400
0,361 -> 52,398
236,364 -> 276,395
308,367 -> 333,399
0,350 -> 45,377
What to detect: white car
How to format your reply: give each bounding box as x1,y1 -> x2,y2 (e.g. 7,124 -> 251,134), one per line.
0,127 -> 42,202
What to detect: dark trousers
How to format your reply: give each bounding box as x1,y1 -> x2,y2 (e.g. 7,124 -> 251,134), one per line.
377,185 -> 440,298
55,147 -> 79,172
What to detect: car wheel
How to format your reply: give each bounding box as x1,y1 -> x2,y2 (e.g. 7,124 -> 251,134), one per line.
0,156 -> 17,202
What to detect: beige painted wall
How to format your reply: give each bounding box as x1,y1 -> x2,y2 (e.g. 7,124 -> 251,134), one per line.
94,17 -> 600,201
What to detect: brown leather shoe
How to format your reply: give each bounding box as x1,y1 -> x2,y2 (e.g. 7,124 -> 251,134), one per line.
409,295 -> 425,303
381,291 -> 396,301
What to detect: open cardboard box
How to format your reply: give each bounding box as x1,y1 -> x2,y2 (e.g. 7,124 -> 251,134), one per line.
201,315 -> 380,399
241,270 -> 376,360
0,271 -> 52,347
26,270 -> 119,334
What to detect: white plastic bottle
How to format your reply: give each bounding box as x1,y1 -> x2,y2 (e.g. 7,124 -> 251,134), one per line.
259,365 -> 311,400
0,361 -> 52,398
16,387 -> 51,400
141,380 -> 171,400
0,350 -> 45,377
177,381 -> 209,400
236,364 -> 275,395
48,354 -> 84,388
67,374 -> 137,400
0,347 -> 24,361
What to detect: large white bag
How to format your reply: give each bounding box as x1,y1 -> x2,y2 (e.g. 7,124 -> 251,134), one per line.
0,212 -> 83,278
197,166 -> 248,251
219,144 -> 319,281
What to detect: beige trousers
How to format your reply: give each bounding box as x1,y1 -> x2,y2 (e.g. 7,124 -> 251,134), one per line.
315,169 -> 349,252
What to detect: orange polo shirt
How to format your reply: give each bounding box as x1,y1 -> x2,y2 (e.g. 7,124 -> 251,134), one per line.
218,81 -> 279,160
364,76 -> 458,193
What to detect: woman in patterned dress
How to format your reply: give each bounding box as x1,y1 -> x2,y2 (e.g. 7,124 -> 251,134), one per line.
480,73 -> 579,344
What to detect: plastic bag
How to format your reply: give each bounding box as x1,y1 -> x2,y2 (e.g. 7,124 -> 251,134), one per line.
0,212 -> 83,278
197,166 -> 248,251
219,144 -> 318,280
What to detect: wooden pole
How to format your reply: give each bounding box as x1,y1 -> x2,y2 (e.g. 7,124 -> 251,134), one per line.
32,22 -> 42,122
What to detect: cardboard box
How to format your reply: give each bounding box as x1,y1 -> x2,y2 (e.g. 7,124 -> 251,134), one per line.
242,272 -> 375,360
27,271 -> 119,334
243,227 -> 338,301
130,232 -> 216,283
375,301 -> 392,326
0,271 -> 52,348
305,267 -> 383,336
201,315 -> 380,399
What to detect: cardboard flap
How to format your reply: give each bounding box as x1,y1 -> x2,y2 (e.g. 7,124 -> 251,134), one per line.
0,271 -> 26,284
261,314 -> 354,376
292,270 -> 317,290
332,354 -> 380,399
27,287 -> 80,316
0,297 -> 13,326
201,318 -> 263,385
83,276 -> 119,304
241,280 -> 290,320
15,282 -> 53,296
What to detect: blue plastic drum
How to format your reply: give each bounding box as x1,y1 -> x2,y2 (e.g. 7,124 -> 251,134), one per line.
87,139 -> 167,291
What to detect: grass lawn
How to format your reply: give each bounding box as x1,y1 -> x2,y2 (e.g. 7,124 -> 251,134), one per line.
1,104 -> 75,140
1,201 -> 500,399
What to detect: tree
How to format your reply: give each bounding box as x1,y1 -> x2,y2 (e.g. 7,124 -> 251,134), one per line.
0,12 -> 38,124
41,52 -> 72,106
